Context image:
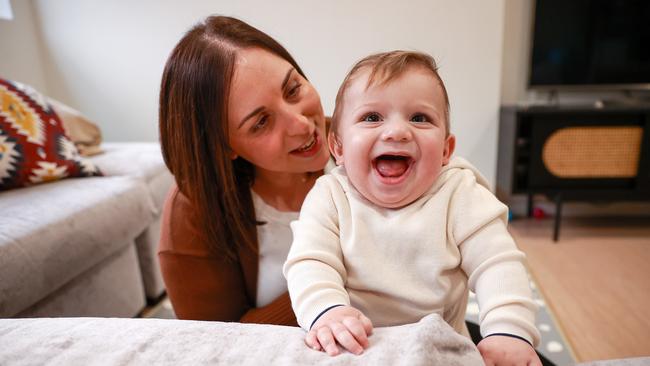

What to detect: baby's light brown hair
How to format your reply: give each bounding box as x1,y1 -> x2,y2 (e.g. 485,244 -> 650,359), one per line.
330,50 -> 450,137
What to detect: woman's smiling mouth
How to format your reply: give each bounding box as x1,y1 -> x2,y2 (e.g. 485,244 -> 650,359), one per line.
290,132 -> 321,157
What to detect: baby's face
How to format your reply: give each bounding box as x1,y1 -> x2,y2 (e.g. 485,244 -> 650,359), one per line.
329,66 -> 455,208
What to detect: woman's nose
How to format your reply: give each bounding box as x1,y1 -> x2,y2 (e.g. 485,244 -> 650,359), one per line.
381,119 -> 412,142
284,110 -> 314,137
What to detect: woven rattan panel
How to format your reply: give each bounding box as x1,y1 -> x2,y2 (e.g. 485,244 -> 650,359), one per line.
542,126 -> 642,178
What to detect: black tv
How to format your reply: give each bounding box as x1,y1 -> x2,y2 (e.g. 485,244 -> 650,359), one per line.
529,0 -> 650,90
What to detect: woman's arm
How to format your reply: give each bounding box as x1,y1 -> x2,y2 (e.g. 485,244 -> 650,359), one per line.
158,250 -> 249,321
240,291 -> 296,325
158,185 -> 296,325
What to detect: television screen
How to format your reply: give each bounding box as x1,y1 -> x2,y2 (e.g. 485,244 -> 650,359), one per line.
529,0 -> 650,89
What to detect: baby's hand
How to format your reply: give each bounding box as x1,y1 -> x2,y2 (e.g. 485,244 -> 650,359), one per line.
305,305 -> 373,356
477,335 -> 541,366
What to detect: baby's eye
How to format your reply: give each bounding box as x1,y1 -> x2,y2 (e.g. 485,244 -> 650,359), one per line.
410,114 -> 430,123
362,113 -> 381,122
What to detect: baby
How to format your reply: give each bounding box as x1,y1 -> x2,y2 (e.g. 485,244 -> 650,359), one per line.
284,51 -> 541,365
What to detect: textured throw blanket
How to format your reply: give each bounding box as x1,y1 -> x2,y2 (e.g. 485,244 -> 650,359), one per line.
0,313 -> 483,365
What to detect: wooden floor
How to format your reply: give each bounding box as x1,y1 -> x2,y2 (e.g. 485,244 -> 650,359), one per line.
509,216 -> 650,363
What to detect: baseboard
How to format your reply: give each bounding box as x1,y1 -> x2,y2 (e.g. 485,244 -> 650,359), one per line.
505,194 -> 650,218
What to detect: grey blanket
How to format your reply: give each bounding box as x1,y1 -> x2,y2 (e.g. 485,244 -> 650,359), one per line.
0,313 -> 483,365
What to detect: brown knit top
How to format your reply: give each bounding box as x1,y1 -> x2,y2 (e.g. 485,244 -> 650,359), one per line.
158,185 -> 298,325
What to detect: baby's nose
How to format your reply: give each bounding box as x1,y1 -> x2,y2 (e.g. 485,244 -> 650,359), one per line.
381,120 -> 412,141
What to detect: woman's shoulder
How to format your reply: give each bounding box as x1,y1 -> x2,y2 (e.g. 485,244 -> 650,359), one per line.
159,183 -> 213,257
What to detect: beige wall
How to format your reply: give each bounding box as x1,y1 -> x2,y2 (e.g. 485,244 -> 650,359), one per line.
11,0 -> 506,186
4,0 -> 645,214
0,0 -> 48,93
500,0 -> 533,105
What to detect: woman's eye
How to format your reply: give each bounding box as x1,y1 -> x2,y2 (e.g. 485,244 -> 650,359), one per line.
362,113 -> 381,122
251,115 -> 269,132
287,82 -> 302,98
411,114 -> 429,123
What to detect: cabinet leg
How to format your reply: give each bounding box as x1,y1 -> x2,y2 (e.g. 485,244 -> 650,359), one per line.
553,193 -> 563,242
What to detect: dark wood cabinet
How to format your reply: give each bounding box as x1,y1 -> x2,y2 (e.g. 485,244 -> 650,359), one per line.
497,105 -> 650,240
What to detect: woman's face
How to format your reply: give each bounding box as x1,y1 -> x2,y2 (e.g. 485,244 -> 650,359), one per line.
228,48 -> 329,176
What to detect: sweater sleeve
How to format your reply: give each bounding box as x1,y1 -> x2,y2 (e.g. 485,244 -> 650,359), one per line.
448,172 -> 541,347
158,185 -> 297,326
240,291 -> 297,325
283,177 -> 350,330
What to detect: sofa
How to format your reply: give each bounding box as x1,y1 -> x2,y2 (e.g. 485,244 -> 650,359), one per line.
0,314 -> 485,365
0,141 -> 173,318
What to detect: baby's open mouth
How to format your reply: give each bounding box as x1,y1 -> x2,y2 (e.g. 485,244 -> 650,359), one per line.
373,154 -> 413,178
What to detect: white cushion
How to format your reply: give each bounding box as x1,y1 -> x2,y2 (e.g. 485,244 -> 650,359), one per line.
0,314 -> 483,365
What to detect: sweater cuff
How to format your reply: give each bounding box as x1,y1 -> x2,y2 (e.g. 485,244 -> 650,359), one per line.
484,333 -> 534,348
309,304 -> 344,330
296,292 -> 350,330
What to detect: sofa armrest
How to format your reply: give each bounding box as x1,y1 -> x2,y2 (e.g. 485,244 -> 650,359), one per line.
0,314 -> 482,365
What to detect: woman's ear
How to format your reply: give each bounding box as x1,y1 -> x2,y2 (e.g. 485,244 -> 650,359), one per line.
442,134 -> 456,165
327,132 -> 344,165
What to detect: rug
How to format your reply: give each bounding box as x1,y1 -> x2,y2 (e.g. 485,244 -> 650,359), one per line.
465,278 -> 574,366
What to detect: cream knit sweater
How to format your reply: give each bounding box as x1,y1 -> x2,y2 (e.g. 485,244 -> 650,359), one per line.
283,157 -> 540,345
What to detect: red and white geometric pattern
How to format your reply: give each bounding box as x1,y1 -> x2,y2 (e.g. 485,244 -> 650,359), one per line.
0,78 -> 102,191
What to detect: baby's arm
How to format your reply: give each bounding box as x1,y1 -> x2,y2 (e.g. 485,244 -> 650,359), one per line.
283,177 -> 359,341
457,208 -> 542,364
449,170 -> 541,358
305,305 -> 373,356
460,218 -> 540,344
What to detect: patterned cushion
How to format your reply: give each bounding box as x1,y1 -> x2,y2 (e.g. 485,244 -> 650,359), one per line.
0,78 -> 102,191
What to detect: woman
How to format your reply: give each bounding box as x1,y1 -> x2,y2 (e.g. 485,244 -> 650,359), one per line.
158,15 -> 330,324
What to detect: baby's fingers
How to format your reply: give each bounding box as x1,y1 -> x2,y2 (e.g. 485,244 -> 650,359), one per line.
316,326 -> 340,356
305,330 -> 322,351
330,322 -> 364,355
359,314 -> 374,336
342,317 -> 370,349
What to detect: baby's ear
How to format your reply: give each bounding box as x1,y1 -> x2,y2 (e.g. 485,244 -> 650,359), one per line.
442,134 -> 456,165
327,132 -> 344,165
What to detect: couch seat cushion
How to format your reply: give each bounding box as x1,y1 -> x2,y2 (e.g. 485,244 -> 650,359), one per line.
89,142 -> 172,209
0,176 -> 156,317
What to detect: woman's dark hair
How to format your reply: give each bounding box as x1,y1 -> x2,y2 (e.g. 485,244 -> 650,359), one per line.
159,16 -> 307,261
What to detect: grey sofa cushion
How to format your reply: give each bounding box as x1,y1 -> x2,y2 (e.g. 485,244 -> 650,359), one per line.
18,244 -> 146,318
0,176 -> 156,317
89,142 -> 173,299
135,218 -> 166,299
89,142 -> 173,210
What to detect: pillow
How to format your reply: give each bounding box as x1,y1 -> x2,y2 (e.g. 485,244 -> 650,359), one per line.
0,78 -> 102,191
48,97 -> 104,157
